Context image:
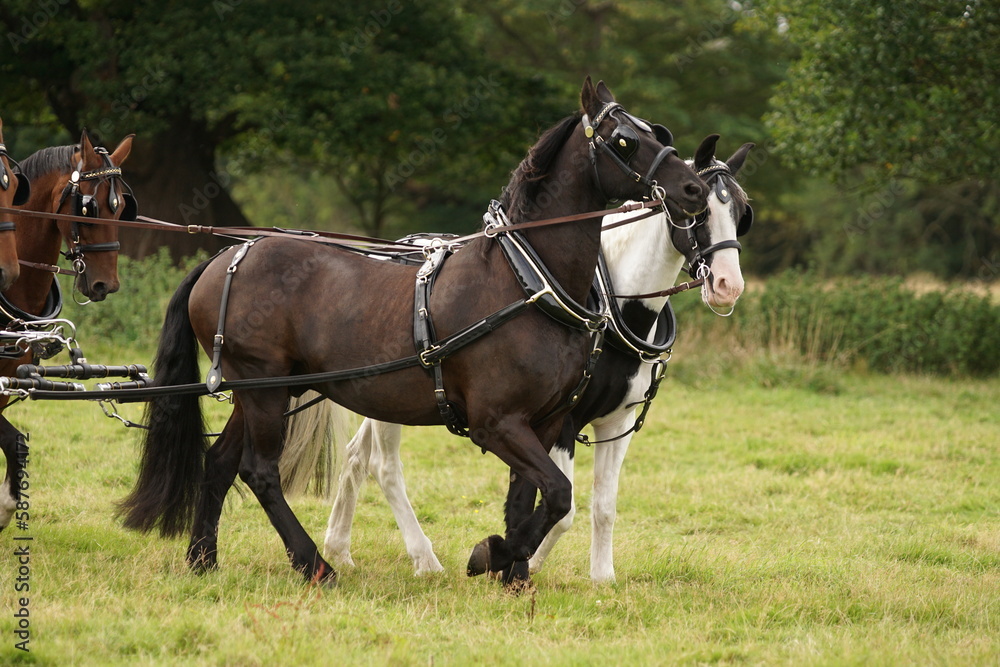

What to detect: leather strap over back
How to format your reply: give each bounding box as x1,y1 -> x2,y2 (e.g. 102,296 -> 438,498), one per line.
206,240 -> 255,392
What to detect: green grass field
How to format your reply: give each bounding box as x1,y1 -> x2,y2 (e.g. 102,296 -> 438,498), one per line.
1,344 -> 998,665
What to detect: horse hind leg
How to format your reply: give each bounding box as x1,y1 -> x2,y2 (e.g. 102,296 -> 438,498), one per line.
323,418 -> 376,567
238,389 -> 336,585
367,420 -> 443,574
187,404 -> 246,573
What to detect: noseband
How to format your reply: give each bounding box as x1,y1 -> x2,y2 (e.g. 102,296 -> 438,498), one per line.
56,146 -> 137,274
582,102 -> 678,204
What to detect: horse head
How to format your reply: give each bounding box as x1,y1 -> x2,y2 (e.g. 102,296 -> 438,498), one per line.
579,78 -> 707,220
0,118 -> 26,291
668,134 -> 754,311
57,129 -> 136,302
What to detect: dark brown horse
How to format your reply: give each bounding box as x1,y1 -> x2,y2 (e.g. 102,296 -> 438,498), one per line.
0,130 -> 135,531
120,78 -> 708,586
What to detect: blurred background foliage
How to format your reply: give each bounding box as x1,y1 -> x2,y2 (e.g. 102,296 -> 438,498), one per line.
1,0 -> 997,281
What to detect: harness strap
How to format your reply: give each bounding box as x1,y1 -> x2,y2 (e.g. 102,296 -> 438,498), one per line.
486,200 -> 607,333
596,250 -> 676,358
576,357 -> 668,446
206,240 -> 255,392
0,279 -> 64,326
533,326 -> 605,428
413,247 -> 469,436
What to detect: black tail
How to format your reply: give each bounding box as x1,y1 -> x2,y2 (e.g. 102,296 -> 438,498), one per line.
118,259 -> 214,537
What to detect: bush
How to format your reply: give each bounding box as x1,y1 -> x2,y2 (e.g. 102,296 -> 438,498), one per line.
58,248 -> 208,353
672,271 -> 1000,377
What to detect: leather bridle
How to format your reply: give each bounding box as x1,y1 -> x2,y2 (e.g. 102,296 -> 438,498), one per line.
678,162 -> 752,281
55,146 -> 137,274
582,102 -> 679,206
0,142 -> 31,231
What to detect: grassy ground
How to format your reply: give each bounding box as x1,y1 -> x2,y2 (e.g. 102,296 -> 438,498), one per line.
1,344 -> 998,665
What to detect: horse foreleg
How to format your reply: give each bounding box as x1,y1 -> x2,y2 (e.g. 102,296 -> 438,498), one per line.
187,405 -> 245,573
590,412 -> 635,583
528,432 -> 576,574
239,390 -> 336,585
467,416 -> 572,588
0,419 -> 26,532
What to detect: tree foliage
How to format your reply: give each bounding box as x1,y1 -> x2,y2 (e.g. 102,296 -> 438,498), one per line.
1,0 -> 995,279
760,0 -> 999,184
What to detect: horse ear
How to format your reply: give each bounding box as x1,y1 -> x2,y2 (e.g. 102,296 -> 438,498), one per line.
694,134 -> 721,171
78,128 -> 100,169
594,80 -> 616,104
580,76 -> 600,114
726,142 -> 756,176
109,134 -> 135,166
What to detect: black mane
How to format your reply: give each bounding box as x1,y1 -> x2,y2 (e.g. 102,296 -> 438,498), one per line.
499,112 -> 583,222
19,145 -> 78,181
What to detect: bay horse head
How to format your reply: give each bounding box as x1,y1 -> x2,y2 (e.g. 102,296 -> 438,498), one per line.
578,78 -> 707,221
21,130 -> 136,302
669,134 -> 755,310
0,118 -> 27,291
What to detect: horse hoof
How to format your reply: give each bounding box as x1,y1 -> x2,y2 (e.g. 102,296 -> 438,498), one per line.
187,549 -> 218,575
467,538 -> 491,577
309,562 -> 338,588
501,560 -> 532,593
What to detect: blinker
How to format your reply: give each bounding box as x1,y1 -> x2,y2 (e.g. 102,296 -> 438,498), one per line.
610,124 -> 639,163
715,178 -> 731,204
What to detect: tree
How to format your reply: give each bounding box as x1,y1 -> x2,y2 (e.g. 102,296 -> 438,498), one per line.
759,0 -> 1000,184
1,0 -> 559,255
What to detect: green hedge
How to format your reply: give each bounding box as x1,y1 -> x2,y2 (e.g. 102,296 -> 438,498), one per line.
673,271 -> 1000,377
58,248 -> 207,353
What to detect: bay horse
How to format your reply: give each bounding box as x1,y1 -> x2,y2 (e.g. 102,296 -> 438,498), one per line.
0,119 -> 27,290
0,130 -> 135,531
305,135 -> 755,581
119,78 -> 709,586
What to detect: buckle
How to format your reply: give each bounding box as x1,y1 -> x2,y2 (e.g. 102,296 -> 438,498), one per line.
418,345 -> 441,368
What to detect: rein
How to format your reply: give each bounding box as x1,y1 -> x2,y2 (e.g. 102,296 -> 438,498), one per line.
610,277 -> 705,301
0,197 -> 669,252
